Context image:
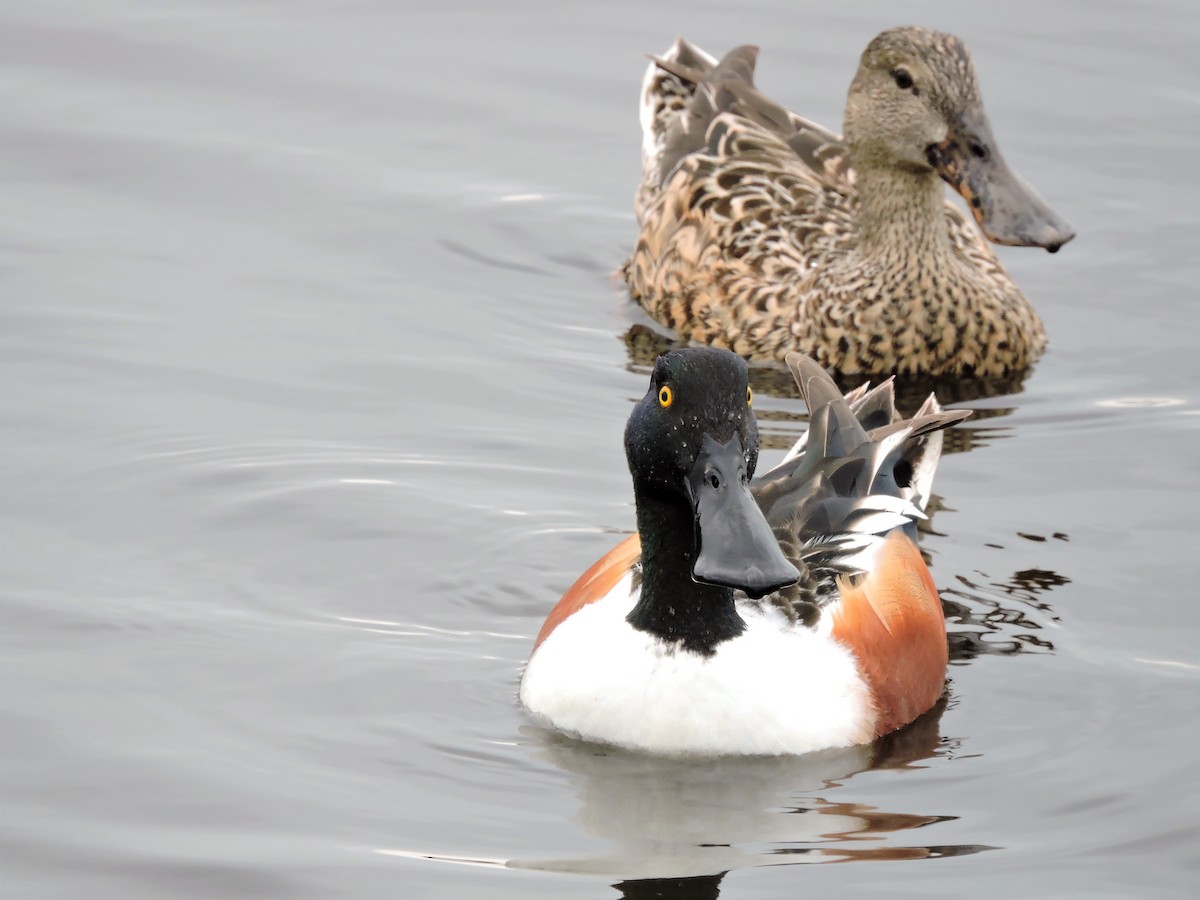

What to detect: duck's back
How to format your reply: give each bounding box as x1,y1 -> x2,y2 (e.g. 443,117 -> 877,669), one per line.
629,42 -> 860,359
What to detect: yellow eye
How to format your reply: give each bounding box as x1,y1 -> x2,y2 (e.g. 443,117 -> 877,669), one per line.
747,387 -> 753,407
658,385 -> 674,408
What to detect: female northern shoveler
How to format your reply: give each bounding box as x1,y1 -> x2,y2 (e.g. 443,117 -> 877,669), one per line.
625,27 -> 1075,378
519,347 -> 969,756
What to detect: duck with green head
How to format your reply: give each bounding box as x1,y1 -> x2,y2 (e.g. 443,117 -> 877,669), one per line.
520,346 -> 969,755
626,26 -> 1074,377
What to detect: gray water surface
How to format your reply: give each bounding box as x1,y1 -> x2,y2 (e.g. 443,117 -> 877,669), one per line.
3,1 -> 1199,897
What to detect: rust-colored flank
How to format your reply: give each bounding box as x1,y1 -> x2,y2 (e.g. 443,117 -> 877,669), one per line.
831,531 -> 949,737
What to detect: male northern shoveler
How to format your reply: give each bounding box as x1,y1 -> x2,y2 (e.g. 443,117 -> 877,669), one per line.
519,347 -> 969,756
625,27 -> 1075,378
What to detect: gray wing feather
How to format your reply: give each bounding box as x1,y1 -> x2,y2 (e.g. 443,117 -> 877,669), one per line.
750,355 -> 970,621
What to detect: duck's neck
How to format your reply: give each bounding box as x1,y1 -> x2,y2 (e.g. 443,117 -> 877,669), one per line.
854,165 -> 956,263
625,489 -> 745,655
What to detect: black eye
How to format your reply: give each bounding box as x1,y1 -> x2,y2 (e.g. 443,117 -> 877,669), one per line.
968,141 -> 988,160
891,69 -> 915,92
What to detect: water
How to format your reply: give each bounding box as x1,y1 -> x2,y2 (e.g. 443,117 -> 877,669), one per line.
2,1 -> 1198,897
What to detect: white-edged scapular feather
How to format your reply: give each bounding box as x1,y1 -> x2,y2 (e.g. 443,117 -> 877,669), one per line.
637,38 -> 718,218
520,573 -> 876,757
792,495 -> 922,579
774,380 -> 951,517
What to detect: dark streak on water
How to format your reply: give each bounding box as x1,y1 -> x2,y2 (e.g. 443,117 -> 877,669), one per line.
2,1 -> 1199,898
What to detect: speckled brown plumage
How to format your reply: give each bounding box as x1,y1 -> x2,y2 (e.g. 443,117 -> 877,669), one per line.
625,28 -> 1075,377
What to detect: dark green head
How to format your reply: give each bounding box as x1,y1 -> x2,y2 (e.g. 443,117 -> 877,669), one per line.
625,347 -> 759,494
624,347 -> 798,599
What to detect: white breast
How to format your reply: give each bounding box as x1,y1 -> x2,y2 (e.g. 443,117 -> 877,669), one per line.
519,575 -> 877,756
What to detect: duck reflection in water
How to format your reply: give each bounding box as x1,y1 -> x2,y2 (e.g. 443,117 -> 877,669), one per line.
512,695 -> 991,887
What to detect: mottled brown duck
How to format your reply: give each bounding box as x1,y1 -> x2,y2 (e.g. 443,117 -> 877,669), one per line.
625,27 -> 1075,377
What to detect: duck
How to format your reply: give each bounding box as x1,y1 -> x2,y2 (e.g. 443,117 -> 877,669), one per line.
624,27 -> 1075,378
519,346 -> 970,756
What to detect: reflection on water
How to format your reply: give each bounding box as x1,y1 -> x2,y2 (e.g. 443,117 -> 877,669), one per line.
510,697 -> 991,885
944,564 -> 1067,661
615,873 -> 724,900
